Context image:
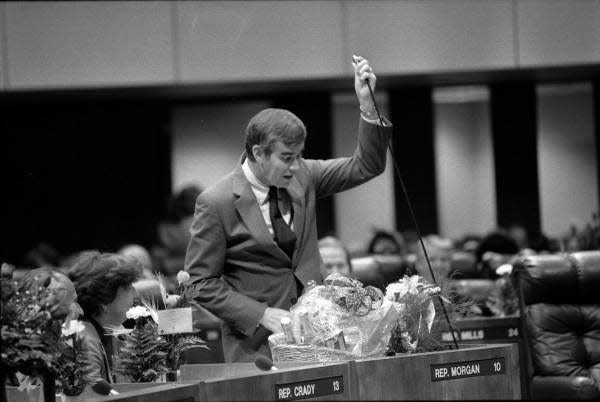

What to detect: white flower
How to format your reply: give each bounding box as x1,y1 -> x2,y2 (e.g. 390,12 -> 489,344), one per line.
62,320 -> 85,337
177,270 -> 191,285
496,264 -> 513,276
385,275 -> 424,301
126,305 -> 151,320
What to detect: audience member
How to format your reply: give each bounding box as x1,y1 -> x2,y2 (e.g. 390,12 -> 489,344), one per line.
318,236 -> 352,279
475,230 -> 519,279
19,266 -> 81,322
367,230 -> 406,256
412,235 -> 454,284
118,244 -> 155,280
154,185 -> 202,291
67,251 -> 142,388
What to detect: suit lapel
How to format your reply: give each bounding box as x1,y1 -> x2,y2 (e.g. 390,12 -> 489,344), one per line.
232,162 -> 290,261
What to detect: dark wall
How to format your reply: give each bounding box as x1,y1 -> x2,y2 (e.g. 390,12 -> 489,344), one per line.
389,87 -> 439,235
490,83 -> 541,237
2,100 -> 171,266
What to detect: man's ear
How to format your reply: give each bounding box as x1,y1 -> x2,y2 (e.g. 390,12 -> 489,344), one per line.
252,145 -> 263,161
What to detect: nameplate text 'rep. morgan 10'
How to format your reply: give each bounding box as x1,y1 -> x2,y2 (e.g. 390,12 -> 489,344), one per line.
430,357 -> 506,381
275,376 -> 344,401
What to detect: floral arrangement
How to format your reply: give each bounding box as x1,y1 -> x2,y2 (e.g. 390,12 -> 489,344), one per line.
485,264 -> 519,317
56,320 -> 89,396
1,278 -> 90,396
1,278 -> 62,382
113,270 -> 207,382
268,273 -> 400,361
113,305 -> 169,383
385,275 -> 452,354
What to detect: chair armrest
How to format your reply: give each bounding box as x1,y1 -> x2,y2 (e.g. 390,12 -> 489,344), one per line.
531,376 -> 600,400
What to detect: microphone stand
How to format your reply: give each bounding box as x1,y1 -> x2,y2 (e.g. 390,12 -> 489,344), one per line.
366,81 -> 460,350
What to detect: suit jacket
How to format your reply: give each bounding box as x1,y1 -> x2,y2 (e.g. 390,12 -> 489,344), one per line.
80,320 -> 113,385
184,117 -> 391,362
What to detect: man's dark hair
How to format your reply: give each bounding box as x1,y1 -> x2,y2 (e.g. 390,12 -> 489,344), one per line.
245,108 -> 306,162
67,251 -> 141,318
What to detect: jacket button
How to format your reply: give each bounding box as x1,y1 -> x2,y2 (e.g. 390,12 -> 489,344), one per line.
290,297 -> 297,304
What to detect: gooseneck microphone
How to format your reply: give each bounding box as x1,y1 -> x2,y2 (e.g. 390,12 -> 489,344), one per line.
254,355 -> 279,371
91,380 -> 119,395
355,55 -> 460,349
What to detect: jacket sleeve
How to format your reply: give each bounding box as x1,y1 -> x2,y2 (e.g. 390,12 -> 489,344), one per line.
184,195 -> 267,337
305,117 -> 392,198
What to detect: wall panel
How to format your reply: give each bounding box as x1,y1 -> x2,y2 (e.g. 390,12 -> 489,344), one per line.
517,0 -> 600,66
345,0 -> 515,74
332,93 -> 395,254
537,83 -> 598,237
6,2 -> 174,88
434,89 -> 496,240
177,1 -> 344,82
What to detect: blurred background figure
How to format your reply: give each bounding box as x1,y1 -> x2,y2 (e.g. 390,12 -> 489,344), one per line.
411,234 -> 454,284
118,243 -> 155,280
475,230 -> 519,279
67,251 -> 142,388
367,229 -> 406,256
19,266 -> 81,323
318,236 -> 352,279
507,223 -> 529,252
153,185 -> 202,292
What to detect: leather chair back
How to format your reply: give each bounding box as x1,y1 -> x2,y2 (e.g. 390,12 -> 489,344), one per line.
512,251 -> 600,399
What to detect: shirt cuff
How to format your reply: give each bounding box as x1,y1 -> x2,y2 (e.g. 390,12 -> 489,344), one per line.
361,114 -> 392,127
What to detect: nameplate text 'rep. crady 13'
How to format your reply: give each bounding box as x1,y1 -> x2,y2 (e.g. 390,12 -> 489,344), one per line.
430,357 -> 506,381
275,376 -> 344,401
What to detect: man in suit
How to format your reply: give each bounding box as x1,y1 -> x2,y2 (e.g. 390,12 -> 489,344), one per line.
184,56 -> 392,362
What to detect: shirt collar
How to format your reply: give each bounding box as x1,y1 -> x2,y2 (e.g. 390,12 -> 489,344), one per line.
241,158 -> 270,205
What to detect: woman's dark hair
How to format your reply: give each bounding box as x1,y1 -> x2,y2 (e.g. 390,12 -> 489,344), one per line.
367,230 -> 403,255
166,185 -> 202,222
67,251 -> 142,318
474,231 -> 519,263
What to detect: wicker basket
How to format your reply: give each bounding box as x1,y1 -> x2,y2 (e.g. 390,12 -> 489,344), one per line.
268,333 -> 357,363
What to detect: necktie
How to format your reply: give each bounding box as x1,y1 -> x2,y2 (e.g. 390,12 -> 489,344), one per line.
268,186 -> 296,259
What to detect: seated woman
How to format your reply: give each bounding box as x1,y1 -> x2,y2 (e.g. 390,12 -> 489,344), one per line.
67,252 -> 141,389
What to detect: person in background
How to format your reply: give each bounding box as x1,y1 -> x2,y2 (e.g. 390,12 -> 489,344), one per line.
475,230 -> 520,279
411,235 -> 454,284
318,236 -> 352,279
118,244 -> 155,280
67,252 -> 141,389
154,185 -> 202,291
367,230 -> 406,256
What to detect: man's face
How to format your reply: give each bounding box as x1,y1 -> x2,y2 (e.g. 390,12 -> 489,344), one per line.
320,246 -> 351,279
255,140 -> 304,188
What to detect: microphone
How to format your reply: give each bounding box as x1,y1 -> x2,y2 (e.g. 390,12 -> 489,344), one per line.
254,355 -> 279,371
91,380 -> 119,396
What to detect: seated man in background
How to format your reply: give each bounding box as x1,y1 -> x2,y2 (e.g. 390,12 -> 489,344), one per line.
412,235 -> 454,284
318,236 -> 352,279
67,252 -> 142,390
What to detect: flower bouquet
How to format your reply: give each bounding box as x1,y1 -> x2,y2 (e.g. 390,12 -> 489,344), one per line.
113,270 -> 207,382
112,305 -> 170,383
268,273 -> 401,362
1,277 -> 90,400
385,275 -> 452,354
56,320 -> 90,397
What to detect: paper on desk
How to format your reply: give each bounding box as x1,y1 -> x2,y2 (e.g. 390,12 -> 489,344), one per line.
158,307 -> 193,334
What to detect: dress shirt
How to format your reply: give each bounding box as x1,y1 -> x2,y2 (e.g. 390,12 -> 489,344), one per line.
241,159 -> 293,236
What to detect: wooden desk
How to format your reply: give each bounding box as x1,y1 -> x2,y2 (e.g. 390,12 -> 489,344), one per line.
438,316 -> 528,397
351,343 -> 520,400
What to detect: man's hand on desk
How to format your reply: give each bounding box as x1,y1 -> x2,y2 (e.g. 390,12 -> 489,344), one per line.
259,307 -> 291,334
